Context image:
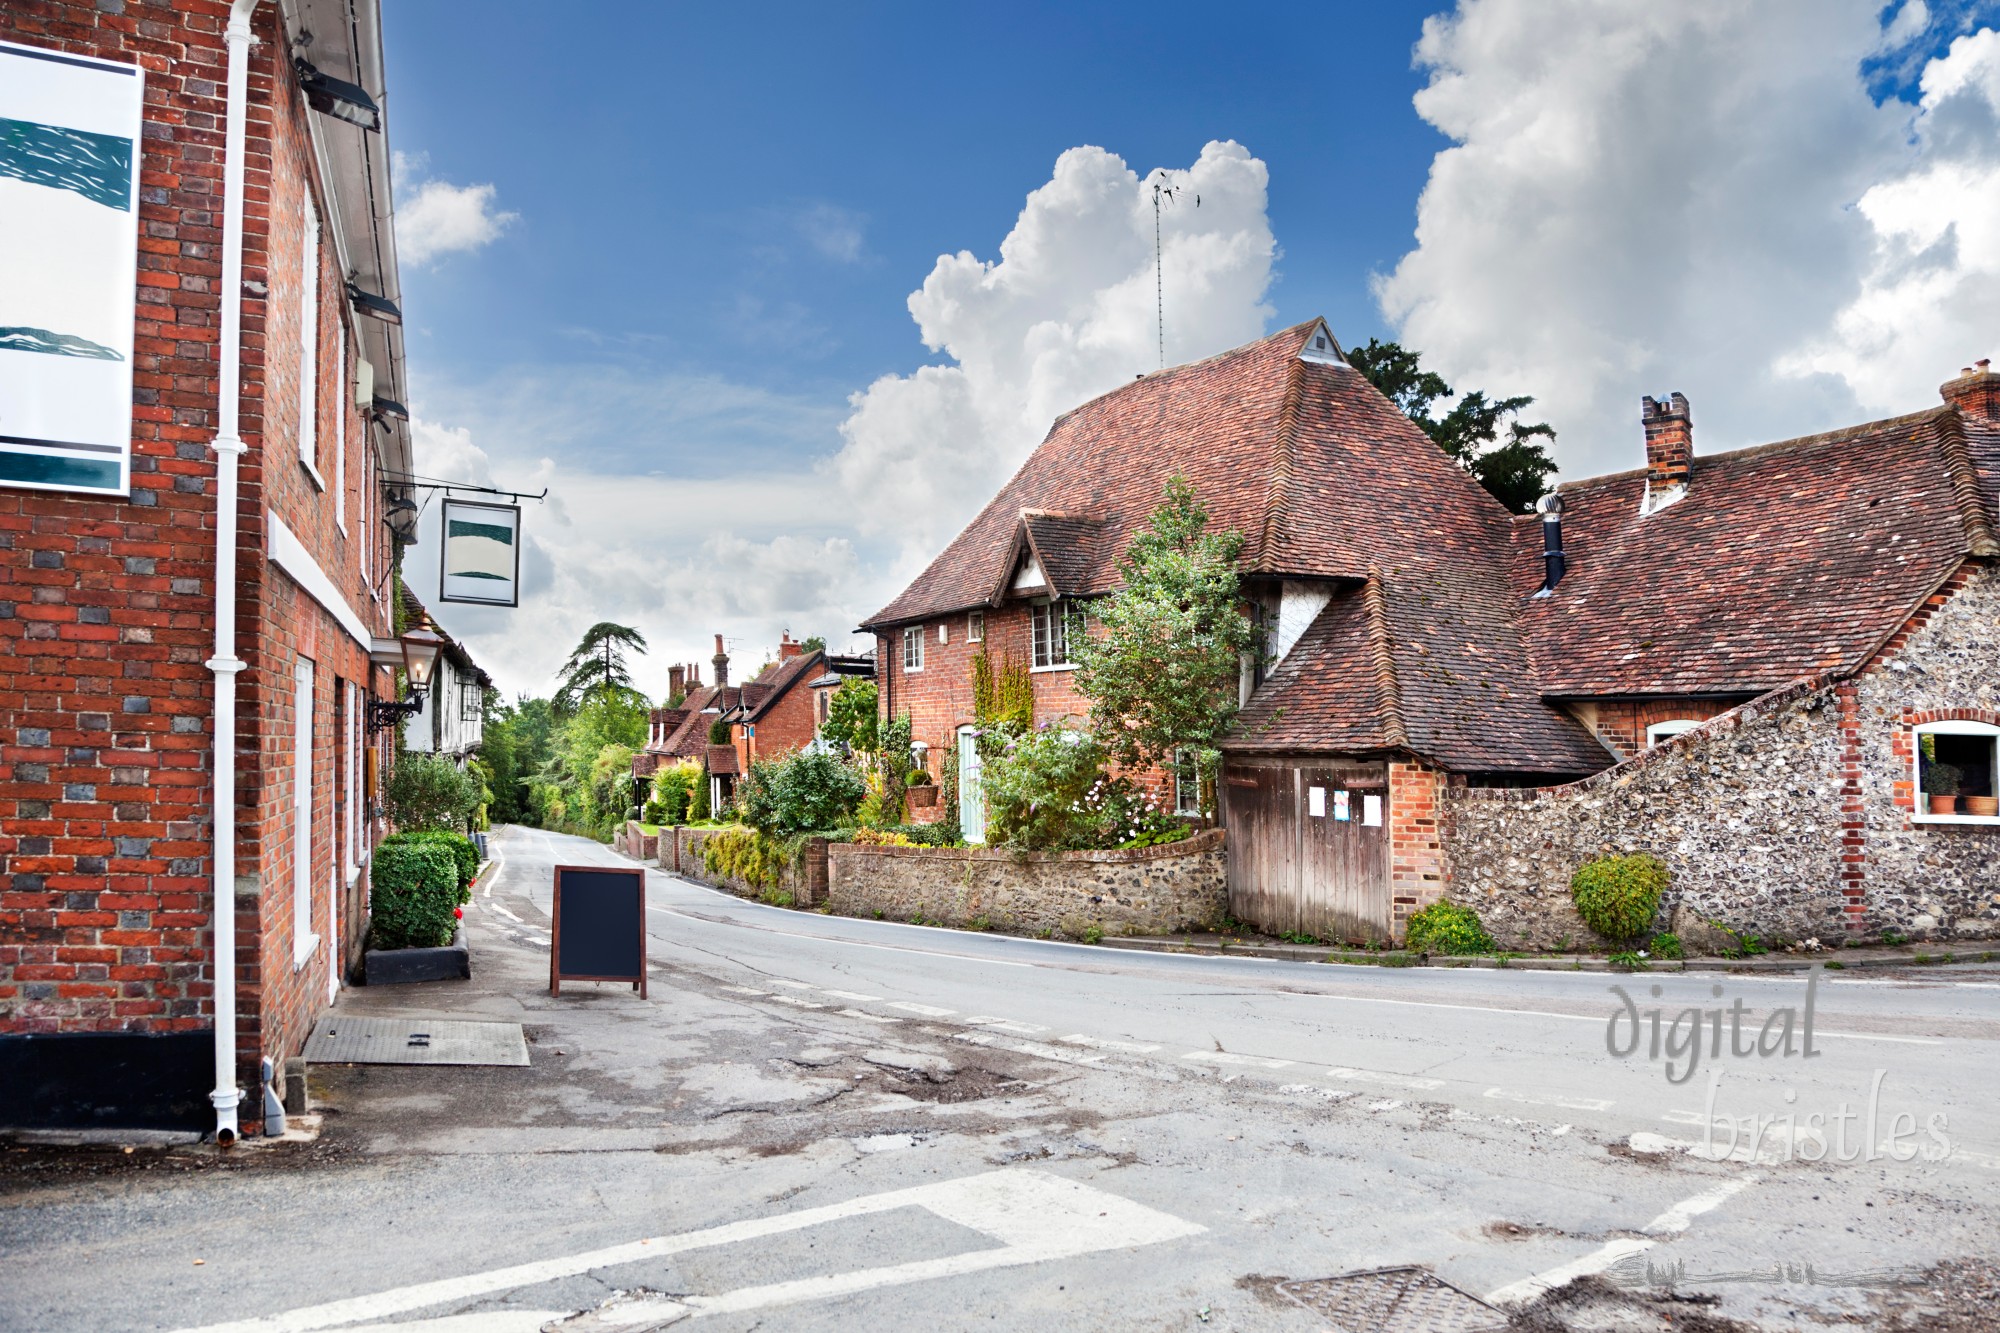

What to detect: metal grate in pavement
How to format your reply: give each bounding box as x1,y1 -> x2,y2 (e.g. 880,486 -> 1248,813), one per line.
1276,1267 -> 1508,1333
303,1015 -> 529,1066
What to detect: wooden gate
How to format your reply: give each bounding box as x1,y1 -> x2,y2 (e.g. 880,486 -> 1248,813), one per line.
1221,758 -> 1391,942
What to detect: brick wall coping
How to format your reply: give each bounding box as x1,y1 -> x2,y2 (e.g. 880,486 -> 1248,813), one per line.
1442,674 -> 1838,806
833,827 -> 1225,864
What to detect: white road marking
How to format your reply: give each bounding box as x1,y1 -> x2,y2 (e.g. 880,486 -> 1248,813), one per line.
955,1031 -> 1105,1066
1486,1177 -> 1755,1307
837,1008 -> 899,1023
1367,1099 -> 1403,1111
1058,1034 -> 1162,1053
171,1169 -> 1202,1333
486,902 -> 523,924
820,989 -> 883,1002
887,1002 -> 957,1017
965,1016 -> 1049,1034
1485,1087 -> 1613,1112
768,979 -> 816,989
721,986 -> 768,996
767,995 -> 827,1010
1325,1066 -> 1445,1091
1182,1050 -> 1293,1070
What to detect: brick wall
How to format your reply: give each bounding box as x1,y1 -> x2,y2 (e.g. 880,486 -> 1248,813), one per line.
1578,698 -> 1742,760
1387,761 -> 1447,934
744,673 -> 820,764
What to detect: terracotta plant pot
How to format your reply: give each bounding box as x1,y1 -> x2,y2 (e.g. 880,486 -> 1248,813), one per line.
904,785 -> 939,810
1964,796 -> 1998,818
1928,795 -> 1959,815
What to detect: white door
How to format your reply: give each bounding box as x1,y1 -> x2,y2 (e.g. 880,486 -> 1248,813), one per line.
957,725 -> 984,845
293,657 -> 315,964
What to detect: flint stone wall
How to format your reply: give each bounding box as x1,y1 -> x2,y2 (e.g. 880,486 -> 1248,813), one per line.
1442,562 -> 2000,947
826,830 -> 1228,939
655,825 -> 812,902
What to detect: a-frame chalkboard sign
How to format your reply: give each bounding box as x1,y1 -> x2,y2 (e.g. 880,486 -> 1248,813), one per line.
549,864 -> 648,997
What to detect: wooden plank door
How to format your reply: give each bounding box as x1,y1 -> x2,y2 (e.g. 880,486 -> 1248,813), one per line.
1297,766 -> 1391,942
1222,762 -> 1296,935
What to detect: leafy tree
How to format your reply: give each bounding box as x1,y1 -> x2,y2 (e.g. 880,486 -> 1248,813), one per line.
1345,338 -> 1559,514
552,622 -> 649,713
383,752 -> 483,832
820,678 -> 878,752
798,635 -> 826,654
980,726 -> 1125,851
1072,475 -> 1258,788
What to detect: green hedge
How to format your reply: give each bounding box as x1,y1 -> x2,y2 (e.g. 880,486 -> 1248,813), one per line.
1571,853 -> 1669,942
370,841 -> 460,951
383,829 -> 478,903
1405,900 -> 1494,955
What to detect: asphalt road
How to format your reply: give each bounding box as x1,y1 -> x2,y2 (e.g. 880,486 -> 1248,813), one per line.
4,822 -> 1997,1332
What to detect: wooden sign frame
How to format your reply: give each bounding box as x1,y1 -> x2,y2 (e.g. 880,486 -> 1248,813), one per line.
549,864 -> 648,997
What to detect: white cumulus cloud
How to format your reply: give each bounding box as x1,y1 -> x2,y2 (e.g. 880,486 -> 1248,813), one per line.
394,152 -> 518,266
1375,0 -> 2000,475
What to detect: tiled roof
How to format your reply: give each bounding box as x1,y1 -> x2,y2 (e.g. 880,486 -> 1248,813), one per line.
1514,408 -> 1998,697
660,685 -> 735,757
740,650 -> 825,723
704,744 -> 740,776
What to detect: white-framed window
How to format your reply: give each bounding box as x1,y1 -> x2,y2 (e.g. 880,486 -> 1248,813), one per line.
1173,749 -> 1204,816
1914,720 -> 2000,824
298,203 -> 322,484
1031,599 -> 1081,670
334,319 -> 347,531
293,656 -> 318,964
902,626 -> 924,672
1645,719 -> 1704,747
968,611 -> 984,643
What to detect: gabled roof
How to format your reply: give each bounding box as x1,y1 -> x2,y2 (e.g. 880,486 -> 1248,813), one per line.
864,320 -> 1502,629
1514,407 -> 1999,697
659,683 -> 737,758
704,743 -> 740,776
740,650 -> 826,723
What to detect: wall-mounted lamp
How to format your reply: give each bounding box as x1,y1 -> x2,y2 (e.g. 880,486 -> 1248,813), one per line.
295,59 -> 381,133
371,395 -> 409,424
367,627 -> 443,732
346,283 -> 401,324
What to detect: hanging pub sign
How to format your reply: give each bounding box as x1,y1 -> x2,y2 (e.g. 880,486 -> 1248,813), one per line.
0,41 -> 145,497
439,497 -> 521,606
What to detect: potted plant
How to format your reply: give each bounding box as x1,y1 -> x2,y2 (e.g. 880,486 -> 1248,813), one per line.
903,768 -> 938,810
1922,761 -> 1961,815
1966,788 -> 1998,818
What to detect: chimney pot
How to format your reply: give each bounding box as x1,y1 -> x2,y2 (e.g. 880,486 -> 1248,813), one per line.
712,635 -> 730,687
1942,358 -> 1999,422
1641,392 -> 1693,513
779,632 -> 802,660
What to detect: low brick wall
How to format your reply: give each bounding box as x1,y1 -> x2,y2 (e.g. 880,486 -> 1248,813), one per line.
826,829 -> 1227,939
622,821 -> 658,861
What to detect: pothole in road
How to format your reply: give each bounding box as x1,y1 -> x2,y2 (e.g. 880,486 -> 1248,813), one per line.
865,1062 -> 1029,1104
1263,1267 -> 1509,1332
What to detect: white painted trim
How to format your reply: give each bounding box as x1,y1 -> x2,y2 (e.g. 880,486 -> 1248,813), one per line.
267,509 -> 372,649
1029,663 -> 1076,674
1911,813 -> 2000,826
1911,720 -> 1999,826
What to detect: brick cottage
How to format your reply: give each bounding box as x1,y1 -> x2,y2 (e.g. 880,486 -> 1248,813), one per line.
1,0 -> 421,1136
865,321 -> 1998,943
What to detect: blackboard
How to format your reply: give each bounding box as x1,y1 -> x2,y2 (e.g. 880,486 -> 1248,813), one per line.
550,865 -> 648,997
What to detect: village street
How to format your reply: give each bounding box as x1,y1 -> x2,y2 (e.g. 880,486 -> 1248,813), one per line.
4,823 -> 1998,1332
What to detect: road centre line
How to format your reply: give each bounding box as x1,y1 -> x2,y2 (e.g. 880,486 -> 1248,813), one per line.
821,989 -> 883,1001
887,1002 -> 957,1016
1059,1034 -> 1163,1053
1184,1051 -> 1293,1069
1485,1177 -> 1756,1306
171,1169 -> 1202,1333
955,1031 -> 1105,1067
965,1016 -> 1049,1033
1485,1087 -> 1613,1112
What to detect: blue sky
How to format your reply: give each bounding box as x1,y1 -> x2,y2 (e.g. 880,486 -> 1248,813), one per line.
381,2 -> 2000,699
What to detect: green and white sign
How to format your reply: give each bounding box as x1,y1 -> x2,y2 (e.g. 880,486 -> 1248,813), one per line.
440,498 -> 521,606
0,41 -> 144,496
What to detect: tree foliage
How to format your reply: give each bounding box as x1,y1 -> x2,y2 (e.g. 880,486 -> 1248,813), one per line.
383,752 -> 483,833
552,622 -> 649,713
1071,474 -> 1257,776
821,678 -> 878,753
1345,338 -> 1559,514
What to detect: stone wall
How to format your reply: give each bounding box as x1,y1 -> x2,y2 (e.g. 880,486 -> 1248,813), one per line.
656,826 -> 819,904
1441,561 -> 2000,946
825,830 -> 1227,939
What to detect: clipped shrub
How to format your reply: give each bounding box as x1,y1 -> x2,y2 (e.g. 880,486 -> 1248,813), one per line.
1570,853 -> 1670,942
1404,900 -> 1495,955
384,829 -> 478,901
382,752 -> 482,833
369,841 -> 459,951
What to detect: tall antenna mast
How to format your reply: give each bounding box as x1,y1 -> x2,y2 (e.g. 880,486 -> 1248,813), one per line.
1150,170 -> 1198,372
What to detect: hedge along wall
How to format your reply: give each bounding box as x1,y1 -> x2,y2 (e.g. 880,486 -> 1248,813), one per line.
825,830 -> 1228,939
1442,564 -> 2000,947
656,826 -> 821,904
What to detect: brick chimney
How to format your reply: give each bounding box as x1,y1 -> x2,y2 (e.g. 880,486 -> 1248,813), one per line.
1942,359 -> 1997,421
778,632 -> 802,660
668,664 -> 685,699
712,634 -> 730,688
1641,392 -> 1692,513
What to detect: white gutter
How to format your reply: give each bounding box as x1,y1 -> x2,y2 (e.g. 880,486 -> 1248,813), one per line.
205,0 -> 261,1147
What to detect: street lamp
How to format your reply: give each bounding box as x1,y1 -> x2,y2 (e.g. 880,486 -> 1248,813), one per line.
367,626 -> 443,733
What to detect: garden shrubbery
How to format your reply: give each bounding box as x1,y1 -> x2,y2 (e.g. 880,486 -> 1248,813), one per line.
369,840 -> 460,950
382,752 -> 482,833
382,829 -> 478,902
644,761 -> 700,825
738,748 -> 868,838
1404,900 -> 1495,955
1571,853 -> 1669,942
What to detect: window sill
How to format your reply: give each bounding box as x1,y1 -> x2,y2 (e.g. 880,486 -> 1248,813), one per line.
1030,663 -> 1076,674
1911,813 -> 2000,827
903,666 -> 923,674
301,459 -> 326,491
293,931 -> 321,969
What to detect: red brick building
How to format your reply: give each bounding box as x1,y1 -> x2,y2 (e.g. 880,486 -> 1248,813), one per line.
864,322 -> 1998,940
1,0 -> 418,1136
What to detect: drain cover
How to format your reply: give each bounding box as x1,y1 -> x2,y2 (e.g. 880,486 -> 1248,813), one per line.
303,1015 -> 529,1066
1277,1267 -> 1507,1333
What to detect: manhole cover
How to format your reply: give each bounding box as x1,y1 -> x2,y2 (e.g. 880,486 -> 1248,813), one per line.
1277,1267 -> 1507,1333
303,1015 -> 529,1066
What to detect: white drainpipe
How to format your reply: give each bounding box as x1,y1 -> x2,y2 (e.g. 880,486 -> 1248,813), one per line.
205,0 -> 262,1146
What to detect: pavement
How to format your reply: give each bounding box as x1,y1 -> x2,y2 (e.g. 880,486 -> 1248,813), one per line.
3,822 -> 1997,1332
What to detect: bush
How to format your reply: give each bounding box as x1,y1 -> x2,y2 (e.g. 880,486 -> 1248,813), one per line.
688,770 -> 712,822
1648,931 -> 1685,960
701,827 -> 784,889
1404,900 -> 1495,955
383,752 -> 482,833
740,749 -> 868,837
981,724 -> 1126,851
383,829 -> 478,902
644,761 -> 699,825
369,841 -> 460,951
1570,853 -> 1669,942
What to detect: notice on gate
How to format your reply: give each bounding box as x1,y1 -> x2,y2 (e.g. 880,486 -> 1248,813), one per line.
1362,793 -> 1383,826
1307,786 -> 1325,817
1333,790 -> 1351,821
